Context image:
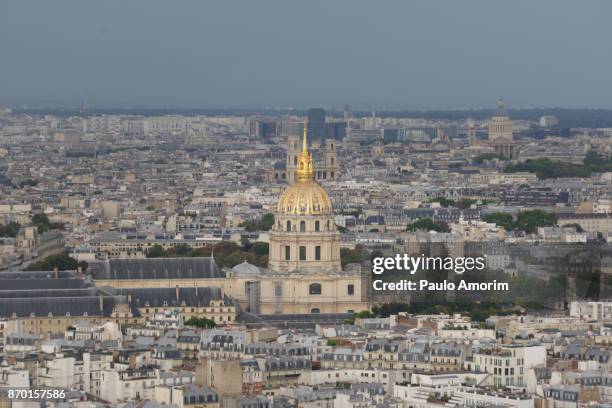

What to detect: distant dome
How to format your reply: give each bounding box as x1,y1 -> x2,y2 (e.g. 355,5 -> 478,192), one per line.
494,98 -> 509,117
232,260 -> 260,275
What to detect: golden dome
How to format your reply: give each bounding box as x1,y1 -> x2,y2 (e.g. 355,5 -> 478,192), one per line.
277,123 -> 334,216
278,180 -> 333,216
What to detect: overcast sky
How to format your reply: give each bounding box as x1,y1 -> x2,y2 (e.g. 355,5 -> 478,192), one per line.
2,0 -> 612,110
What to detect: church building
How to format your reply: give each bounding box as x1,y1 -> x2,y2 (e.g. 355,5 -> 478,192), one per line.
90,124 -> 369,316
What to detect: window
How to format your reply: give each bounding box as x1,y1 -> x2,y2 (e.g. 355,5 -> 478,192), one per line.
311,308 -> 320,314
315,221 -> 320,232
275,284 -> 282,296
285,245 -> 290,260
309,283 -> 322,295
300,221 -> 305,232
299,246 -> 306,260
315,246 -> 321,260
348,284 -> 354,295
286,220 -> 291,231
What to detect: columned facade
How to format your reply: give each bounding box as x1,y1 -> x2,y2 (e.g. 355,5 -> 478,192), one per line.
268,214 -> 341,274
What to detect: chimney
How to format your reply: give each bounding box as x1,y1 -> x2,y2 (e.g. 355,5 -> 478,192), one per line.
53,267 -> 59,279
77,266 -> 82,277
99,294 -> 104,316
175,285 -> 180,304
127,290 -> 132,304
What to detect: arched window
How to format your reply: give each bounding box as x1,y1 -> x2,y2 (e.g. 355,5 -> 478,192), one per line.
309,283 -> 322,295
300,221 -> 306,232
326,220 -> 330,230
315,221 -> 320,232
311,308 -> 320,314
286,220 -> 291,232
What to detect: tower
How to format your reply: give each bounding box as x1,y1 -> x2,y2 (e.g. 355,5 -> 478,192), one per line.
286,125 -> 302,184
467,119 -> 477,146
321,138 -> 339,181
269,123 -> 342,274
307,108 -> 326,146
489,98 -> 513,141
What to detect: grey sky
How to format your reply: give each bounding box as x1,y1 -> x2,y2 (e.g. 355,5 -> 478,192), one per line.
1,0 -> 612,110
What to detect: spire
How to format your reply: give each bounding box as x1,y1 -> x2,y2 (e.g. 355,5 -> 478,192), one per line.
302,121 -> 308,152
296,120 -> 314,181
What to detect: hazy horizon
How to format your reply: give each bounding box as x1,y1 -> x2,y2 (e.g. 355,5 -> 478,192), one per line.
2,0 -> 612,110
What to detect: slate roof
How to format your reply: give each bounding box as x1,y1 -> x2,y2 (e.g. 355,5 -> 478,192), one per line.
107,286 -> 232,308
0,275 -> 86,291
0,288 -> 99,299
0,295 -> 125,318
91,257 -> 224,280
0,270 -> 76,279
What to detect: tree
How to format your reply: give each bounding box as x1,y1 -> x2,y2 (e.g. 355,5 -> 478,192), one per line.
504,152 -> 612,179
340,245 -> 369,266
239,220 -> 258,232
185,317 -> 216,328
429,197 -> 455,208
19,179 -> 39,188
456,198 -> 480,210
32,213 -> 51,233
146,244 -> 166,258
252,242 -> 269,256
407,218 -> 450,233
26,254 -> 79,271
473,153 -> 504,164
173,243 -> 192,256
258,213 -> 275,231
240,213 -> 275,232
514,210 -> 557,233
354,310 -> 375,319
561,223 -> 584,232
0,222 -> 21,238
482,212 -> 514,230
